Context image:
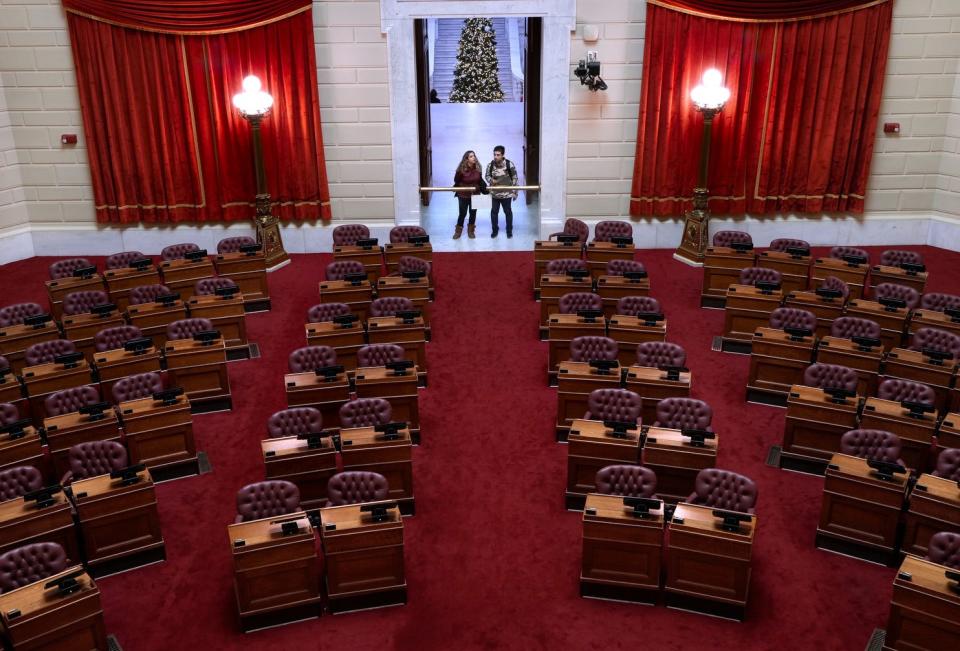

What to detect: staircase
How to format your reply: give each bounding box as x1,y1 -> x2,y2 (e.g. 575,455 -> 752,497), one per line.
433,18 -> 517,102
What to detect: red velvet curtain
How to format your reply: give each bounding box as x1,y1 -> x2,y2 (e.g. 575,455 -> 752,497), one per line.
630,1 -> 891,217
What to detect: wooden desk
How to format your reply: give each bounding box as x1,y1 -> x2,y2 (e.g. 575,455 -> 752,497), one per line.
607,315 -> 667,366
701,246 -> 756,308
580,493 -> 665,603
538,275 -> 595,325
665,502 -> 756,620
118,393 -> 197,478
305,321 -> 366,373
811,256 -> 869,299
859,397 -> 938,473
622,365 -> 692,424
384,241 -> 433,271
215,250 -> 270,308
642,426 -> 718,503
163,337 -> 231,410
126,298 -> 188,350
870,264 -> 927,297
22,359 -> 94,425
902,473 -> 960,559
883,554 -> 960,651
339,425 -> 415,515
284,370 -> 351,430
354,366 -> 420,435
756,249 -> 811,294
317,279 -> 374,322
103,264 -> 162,311
366,316 -> 428,378
44,408 -> 122,479
320,501 -> 406,613
845,298 -> 910,351
533,240 -> 584,291
546,314 -> 606,378
747,327 -> 816,404
596,275 -> 650,319
0,424 -> 49,483
781,385 -> 861,472
61,310 -> 127,362
0,566 -> 108,651
45,273 -> 105,321
332,244 -> 384,282
556,361 -> 623,439
783,290 -> 846,339
93,345 -> 162,401
586,241 -> 636,280
938,412 -> 960,452
817,453 -> 910,565
262,435 -> 338,510
158,256 -> 215,301
187,293 -> 248,352
0,491 -> 79,562
376,275 -> 431,303
882,348 -> 956,413
908,308 -> 960,342
227,514 -> 320,631
70,469 -> 165,576
566,419 -> 642,509
815,335 -> 884,396
723,285 -> 783,345
0,321 -> 60,375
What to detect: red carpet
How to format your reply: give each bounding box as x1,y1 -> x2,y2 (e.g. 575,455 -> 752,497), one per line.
0,243 -> 950,650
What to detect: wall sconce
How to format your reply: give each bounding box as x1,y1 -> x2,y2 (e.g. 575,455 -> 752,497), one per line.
581,24 -> 600,43
574,51 -> 607,92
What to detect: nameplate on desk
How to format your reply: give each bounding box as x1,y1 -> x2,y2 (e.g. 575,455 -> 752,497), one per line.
233,539 -> 245,548
897,572 -> 912,581
672,517 -> 684,525
265,450 -> 276,457
827,464 -> 840,471
584,507 -> 597,515
324,523 -> 336,531
914,484 -> 927,492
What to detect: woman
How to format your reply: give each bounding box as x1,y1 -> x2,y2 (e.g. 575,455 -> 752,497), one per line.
452,150 -> 483,239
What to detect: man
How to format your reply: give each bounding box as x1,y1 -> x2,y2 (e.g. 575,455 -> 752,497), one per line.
485,145 -> 519,238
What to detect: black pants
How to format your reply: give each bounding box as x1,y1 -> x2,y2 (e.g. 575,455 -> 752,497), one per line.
456,197 -> 476,227
491,197 -> 513,233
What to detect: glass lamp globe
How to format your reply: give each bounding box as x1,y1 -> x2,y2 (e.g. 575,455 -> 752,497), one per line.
232,75 -> 274,117
691,68 -> 730,111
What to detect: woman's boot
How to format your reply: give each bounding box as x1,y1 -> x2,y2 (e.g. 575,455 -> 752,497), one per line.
468,224 -> 476,239
453,224 -> 463,239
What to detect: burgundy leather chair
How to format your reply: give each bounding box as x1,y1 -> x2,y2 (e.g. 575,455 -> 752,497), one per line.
920,293 -> 960,313
910,327 -> 960,360
326,471 -> 389,506
195,277 -> 238,296
819,276 -> 850,299
584,388 -> 642,424
880,250 -> 923,267
635,341 -> 686,369
712,231 -> 752,248
217,236 -> 256,254
830,246 -> 869,262
49,258 -> 93,280
605,259 -> 646,277
569,336 -> 618,363
830,316 -> 881,340
332,225 -> 371,247
653,397 -> 713,431
840,429 -> 905,466
0,543 -> 68,593
802,363 -> 859,393
267,407 -> 323,439
616,296 -> 661,316
166,318 -> 214,340
326,260 -> 366,281
288,346 -> 337,373
559,292 -> 603,314
370,297 -> 415,317
545,258 -> 587,275
595,465 -> 657,498
160,243 -> 200,261
877,378 -> 936,406
592,221 -> 633,243
307,303 -> 352,323
45,385 -> 101,418
874,283 -> 920,310
357,344 -> 405,367
111,372 -> 163,403
339,398 -> 393,428
739,267 -> 781,287
129,284 -> 172,305
932,448 -> 960,482
235,480 -> 301,523
25,340 -> 76,366
392,256 -> 431,279
93,325 -> 143,352
548,218 -> 589,242
62,290 -> 110,316
926,532 -> 960,570
389,225 -> 427,243
0,303 -> 44,327
104,251 -> 146,269
0,403 -> 19,426
686,468 -> 758,514
769,307 -> 816,331
0,466 -> 43,502
62,440 -> 127,485
769,238 -> 810,252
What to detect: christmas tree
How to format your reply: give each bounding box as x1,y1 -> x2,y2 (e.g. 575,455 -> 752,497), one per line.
449,18 -> 505,103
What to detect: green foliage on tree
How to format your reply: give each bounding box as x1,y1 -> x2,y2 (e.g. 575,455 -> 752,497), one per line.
449,18 -> 504,103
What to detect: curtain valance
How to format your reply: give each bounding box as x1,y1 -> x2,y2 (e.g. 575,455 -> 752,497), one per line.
62,0 -> 310,34
649,0 -> 890,22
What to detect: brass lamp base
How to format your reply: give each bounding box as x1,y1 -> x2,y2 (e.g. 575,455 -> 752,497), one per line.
674,188 -> 710,267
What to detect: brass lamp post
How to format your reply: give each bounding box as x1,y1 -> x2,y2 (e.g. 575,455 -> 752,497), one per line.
674,68 -> 730,266
232,75 -> 289,270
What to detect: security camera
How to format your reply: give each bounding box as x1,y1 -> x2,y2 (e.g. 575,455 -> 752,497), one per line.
574,56 -> 607,92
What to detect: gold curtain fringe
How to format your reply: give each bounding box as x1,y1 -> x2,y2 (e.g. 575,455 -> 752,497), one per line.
64,4 -> 310,36
630,192 -> 864,202
647,0 -> 890,24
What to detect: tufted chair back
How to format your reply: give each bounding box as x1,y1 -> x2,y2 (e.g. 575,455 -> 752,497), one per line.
25,340 -> 76,366
874,283 -> 920,310
559,292 -> 603,314
910,327 -> 960,359
635,342 -> 686,369
160,243 -> 200,261
357,344 -> 405,368
880,249 -> 923,267
595,465 -> 657,498
802,363 -> 859,393
0,543 -> 68,593
0,303 -> 44,328
267,407 -> 323,439
654,398 -> 713,431
920,293 -> 960,313
0,403 -> 19,426
217,236 -> 256,254
932,448 -> 960,482
104,251 -> 145,269
877,378 -> 936,406
389,225 -> 427,243
307,303 -> 352,323
769,238 -> 810,252
288,346 -> 337,373
62,290 -> 110,316
554,218 -> 589,242
49,258 -> 93,280
397,256 -> 431,276
111,372 -> 163,403
370,297 -> 415,318
340,398 -> 393,428
0,466 -> 43,502
332,224 -> 371,247
195,277 -> 238,296
739,267 -> 781,287
712,231 -> 752,248
66,440 -> 127,482
326,471 -> 389,506
840,429 -> 903,464
585,388 -> 643,423
94,325 -> 143,352
820,276 -> 850,299
593,221 -> 633,242
45,385 -> 101,418
830,316 -> 881,340
616,296 -> 662,317
129,284 -> 173,305
166,318 -> 214,341
769,307 -> 816,331
326,260 -> 365,281
235,480 -> 300,523
830,246 -> 869,262
687,469 -> 758,514
569,336 -> 619,363
926,532 -> 960,570
605,259 -> 646,277
545,258 -> 588,275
